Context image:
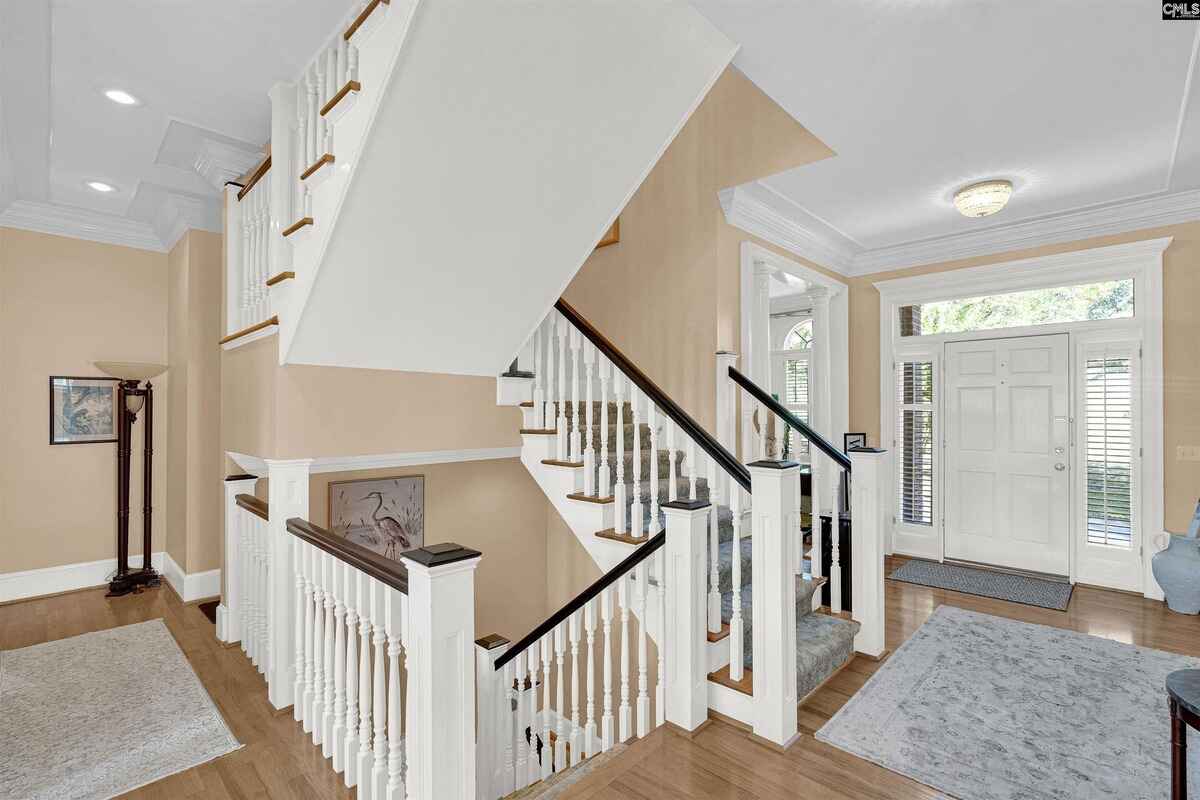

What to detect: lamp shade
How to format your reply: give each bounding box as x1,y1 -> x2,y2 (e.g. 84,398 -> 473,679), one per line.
93,361 -> 168,381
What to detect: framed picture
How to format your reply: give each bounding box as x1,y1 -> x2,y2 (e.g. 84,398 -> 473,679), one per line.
844,432 -> 867,452
49,376 -> 119,445
328,475 -> 424,562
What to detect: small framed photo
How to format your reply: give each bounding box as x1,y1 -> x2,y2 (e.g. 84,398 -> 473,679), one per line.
844,432 -> 867,452
49,376 -> 119,445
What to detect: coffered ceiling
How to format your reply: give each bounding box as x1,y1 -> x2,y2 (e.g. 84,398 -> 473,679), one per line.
0,0 -> 356,251
694,1 -> 1200,274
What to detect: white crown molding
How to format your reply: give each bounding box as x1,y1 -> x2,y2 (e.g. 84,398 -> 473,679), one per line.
0,199 -> 166,252
0,551 -> 164,604
721,181 -> 1200,278
719,183 -> 858,274
153,190 -> 222,252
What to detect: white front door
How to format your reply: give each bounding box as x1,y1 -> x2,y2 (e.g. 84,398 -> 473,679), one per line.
944,334 -> 1071,575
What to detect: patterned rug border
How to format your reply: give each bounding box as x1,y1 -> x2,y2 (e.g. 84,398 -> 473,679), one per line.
888,559 -> 1074,611
816,605 -> 1199,800
0,618 -> 243,800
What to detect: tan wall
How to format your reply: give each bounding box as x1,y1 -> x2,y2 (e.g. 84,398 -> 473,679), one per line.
563,66 -> 833,431
308,458 -> 549,642
0,228 -> 168,573
846,222 -> 1200,532
167,236 -> 190,568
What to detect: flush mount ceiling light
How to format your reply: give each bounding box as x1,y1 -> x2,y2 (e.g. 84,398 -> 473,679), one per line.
953,179 -> 1013,218
86,180 -> 117,193
103,88 -> 140,106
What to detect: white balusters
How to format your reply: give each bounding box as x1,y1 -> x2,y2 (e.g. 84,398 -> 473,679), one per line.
583,343 -> 596,496
667,418 -> 678,504
532,321 -> 545,429
293,540 -> 307,724
707,461 -> 722,634
540,635 -> 552,778
321,554 -> 337,756
554,625 -> 566,770
630,387 -> 643,538
514,651 -> 530,789
342,565 -> 360,782
831,503 -> 842,615
332,563 -> 348,768
371,582 -> 389,800
355,576 -> 374,793
570,330 -> 582,463
655,549 -> 666,729
647,401 -> 659,535
729,486 -> 745,682
501,659 -> 516,796
556,314 -> 569,461
311,552 -> 327,745
613,375 -> 627,534
543,316 -> 556,434
385,593 -> 405,800
584,598 -> 597,758
569,613 -> 582,766
598,358 -> 612,499
303,542 -> 317,731
600,585 -> 614,752
618,576 -> 631,743
635,562 -> 650,738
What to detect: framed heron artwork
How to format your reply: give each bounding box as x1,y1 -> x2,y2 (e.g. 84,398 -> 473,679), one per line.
49,376 -> 119,445
328,475 -> 424,561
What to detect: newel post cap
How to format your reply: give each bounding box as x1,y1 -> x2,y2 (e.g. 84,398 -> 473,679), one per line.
400,542 -> 482,570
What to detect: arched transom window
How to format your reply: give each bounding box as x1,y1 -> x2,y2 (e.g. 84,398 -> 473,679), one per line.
783,318 -> 813,350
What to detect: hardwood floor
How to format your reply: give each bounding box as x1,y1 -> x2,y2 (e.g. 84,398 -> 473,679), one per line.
1,558 -> 1196,799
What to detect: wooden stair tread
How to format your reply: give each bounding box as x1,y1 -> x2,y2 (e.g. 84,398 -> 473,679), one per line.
320,80 -> 362,118
567,493 -> 614,505
282,217 -> 313,237
816,607 -> 852,621
219,315 -> 279,346
265,271 -> 295,287
344,0 -> 388,40
541,459 -> 583,468
594,529 -> 651,546
706,623 -> 730,643
300,153 -> 334,180
520,428 -> 556,435
708,664 -> 752,696
236,155 -> 271,201
519,401 -> 535,407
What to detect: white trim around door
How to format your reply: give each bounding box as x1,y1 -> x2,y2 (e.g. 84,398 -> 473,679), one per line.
876,237 -> 1169,599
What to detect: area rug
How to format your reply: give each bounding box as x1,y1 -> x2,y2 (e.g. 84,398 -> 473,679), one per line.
817,605 -> 1199,800
889,559 -> 1074,611
0,619 -> 241,799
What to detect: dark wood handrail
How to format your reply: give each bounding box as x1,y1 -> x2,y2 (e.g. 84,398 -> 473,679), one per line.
236,156 -> 271,201
494,528 -> 666,671
727,366 -> 851,473
235,493 -> 269,521
286,518 -> 408,594
555,298 -> 751,494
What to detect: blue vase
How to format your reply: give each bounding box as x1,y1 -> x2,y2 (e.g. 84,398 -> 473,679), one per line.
1152,534 -> 1200,614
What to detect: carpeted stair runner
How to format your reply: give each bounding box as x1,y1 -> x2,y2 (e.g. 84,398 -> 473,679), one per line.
548,401 -> 858,706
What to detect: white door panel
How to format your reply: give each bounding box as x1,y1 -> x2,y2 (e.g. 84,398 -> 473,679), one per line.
945,334 -> 1070,575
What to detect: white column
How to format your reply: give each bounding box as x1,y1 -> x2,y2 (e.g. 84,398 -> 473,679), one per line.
267,81 -> 297,274
662,499 -> 710,732
748,460 -> 801,749
265,458 -> 312,711
474,634 -> 510,800
217,475 -> 257,643
400,544 -> 483,800
849,449 -> 889,659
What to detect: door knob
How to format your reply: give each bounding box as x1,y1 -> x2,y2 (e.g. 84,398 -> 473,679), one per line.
1054,463 -> 1066,472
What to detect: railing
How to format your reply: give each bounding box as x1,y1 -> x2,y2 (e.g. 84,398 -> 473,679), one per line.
728,365 -> 851,611
477,534 -> 668,797
224,159 -> 274,340
233,493 -> 271,674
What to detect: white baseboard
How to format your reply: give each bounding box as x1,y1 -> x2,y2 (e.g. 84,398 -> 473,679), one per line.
0,552 -> 165,604
163,552 -> 222,603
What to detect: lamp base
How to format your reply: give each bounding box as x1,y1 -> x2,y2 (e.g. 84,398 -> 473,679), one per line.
106,567 -> 161,598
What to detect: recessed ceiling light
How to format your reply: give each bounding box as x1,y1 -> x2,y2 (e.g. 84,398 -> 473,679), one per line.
103,89 -> 140,106
954,179 -> 1013,218
86,181 -> 117,193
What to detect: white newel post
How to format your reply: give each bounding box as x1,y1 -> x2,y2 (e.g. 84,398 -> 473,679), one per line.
265,458 -> 312,711
848,449 -> 888,659
401,543 -> 483,800
267,81 -> 297,275
662,499 -> 711,733
474,634 -> 510,800
748,460 -> 801,749
217,475 -> 258,643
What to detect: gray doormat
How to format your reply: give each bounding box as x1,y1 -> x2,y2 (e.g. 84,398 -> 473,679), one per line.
817,605 -> 1200,800
0,619 -> 242,799
889,559 -> 1073,610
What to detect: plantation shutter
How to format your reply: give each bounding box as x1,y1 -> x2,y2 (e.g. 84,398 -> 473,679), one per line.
1084,351 -> 1136,549
895,359 -> 935,526
781,355 -> 810,460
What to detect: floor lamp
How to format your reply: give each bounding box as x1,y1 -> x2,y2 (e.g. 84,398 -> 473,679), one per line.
95,361 -> 167,597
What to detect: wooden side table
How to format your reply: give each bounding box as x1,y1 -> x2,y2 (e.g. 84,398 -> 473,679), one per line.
1168,669 -> 1200,800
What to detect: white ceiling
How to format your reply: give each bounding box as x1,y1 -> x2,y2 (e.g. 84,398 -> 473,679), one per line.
693,1 -> 1200,273
0,0 -> 356,251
